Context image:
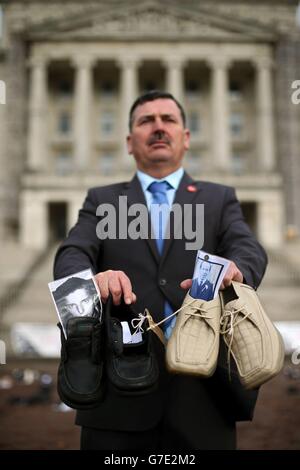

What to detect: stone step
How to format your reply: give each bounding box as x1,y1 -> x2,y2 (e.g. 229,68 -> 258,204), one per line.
259,286 -> 300,322
1,246 -> 58,327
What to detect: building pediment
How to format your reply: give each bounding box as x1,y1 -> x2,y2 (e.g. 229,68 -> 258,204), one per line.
26,1 -> 276,42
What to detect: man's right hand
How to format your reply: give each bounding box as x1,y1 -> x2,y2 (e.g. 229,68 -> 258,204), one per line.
94,270 -> 137,306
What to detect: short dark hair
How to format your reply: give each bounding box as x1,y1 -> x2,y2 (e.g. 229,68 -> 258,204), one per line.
199,260 -> 212,271
128,90 -> 186,131
52,277 -> 94,303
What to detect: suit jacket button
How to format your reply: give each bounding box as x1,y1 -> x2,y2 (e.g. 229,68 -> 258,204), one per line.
159,278 -> 167,286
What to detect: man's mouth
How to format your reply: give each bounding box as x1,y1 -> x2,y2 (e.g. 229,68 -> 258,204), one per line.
148,132 -> 171,147
149,140 -> 169,147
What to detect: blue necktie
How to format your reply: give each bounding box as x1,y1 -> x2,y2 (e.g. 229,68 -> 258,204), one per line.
148,181 -> 175,338
147,180 -> 171,254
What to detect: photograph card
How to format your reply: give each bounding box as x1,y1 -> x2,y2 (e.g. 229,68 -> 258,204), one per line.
48,268 -> 102,338
190,250 -> 231,301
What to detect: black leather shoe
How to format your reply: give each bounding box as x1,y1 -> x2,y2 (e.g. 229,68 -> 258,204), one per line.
105,297 -> 159,395
57,316 -> 105,409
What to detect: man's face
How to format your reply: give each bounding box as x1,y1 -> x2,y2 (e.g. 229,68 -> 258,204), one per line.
127,99 -> 190,175
199,262 -> 211,284
62,288 -> 94,317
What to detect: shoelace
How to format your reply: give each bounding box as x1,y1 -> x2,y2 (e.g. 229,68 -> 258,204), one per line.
185,305 -> 213,320
220,304 -> 251,379
131,299 -> 215,347
131,312 -> 147,335
141,299 -> 213,346
131,309 -> 167,345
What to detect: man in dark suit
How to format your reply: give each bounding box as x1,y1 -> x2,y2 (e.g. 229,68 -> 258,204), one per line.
54,90 -> 267,450
190,260 -> 214,301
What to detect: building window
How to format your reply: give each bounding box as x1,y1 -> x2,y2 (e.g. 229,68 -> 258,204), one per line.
100,111 -> 115,136
229,81 -> 243,101
99,153 -> 115,175
56,153 -> 73,175
144,81 -> 158,92
58,80 -> 72,97
100,81 -> 116,97
187,111 -> 201,134
230,112 -> 244,137
186,80 -> 201,98
232,153 -> 246,175
58,112 -> 71,134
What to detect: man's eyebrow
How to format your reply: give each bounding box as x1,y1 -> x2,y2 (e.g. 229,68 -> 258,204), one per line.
136,113 -> 179,121
136,114 -> 154,121
161,113 -> 178,120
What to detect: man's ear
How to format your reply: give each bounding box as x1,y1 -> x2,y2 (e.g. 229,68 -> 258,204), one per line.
184,129 -> 190,151
127,135 -> 133,155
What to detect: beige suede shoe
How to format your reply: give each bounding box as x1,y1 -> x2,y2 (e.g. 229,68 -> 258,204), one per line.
220,281 -> 285,390
166,291 -> 221,377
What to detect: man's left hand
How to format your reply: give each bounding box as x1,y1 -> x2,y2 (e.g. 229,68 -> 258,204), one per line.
219,261 -> 243,289
180,260 -> 243,291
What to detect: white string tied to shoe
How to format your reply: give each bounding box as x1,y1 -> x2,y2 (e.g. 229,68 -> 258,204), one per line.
131,312 -> 148,335
220,303 -> 251,379
131,309 -> 166,345
150,298 -> 213,330
130,298 -> 214,347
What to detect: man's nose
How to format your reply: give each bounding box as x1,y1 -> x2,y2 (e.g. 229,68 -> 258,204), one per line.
76,304 -> 84,314
151,118 -> 165,132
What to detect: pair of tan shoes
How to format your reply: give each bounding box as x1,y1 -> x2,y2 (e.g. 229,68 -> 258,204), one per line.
166,281 -> 285,389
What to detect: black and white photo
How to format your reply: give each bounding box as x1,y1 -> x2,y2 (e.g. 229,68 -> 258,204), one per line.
190,251 -> 230,301
48,269 -> 102,338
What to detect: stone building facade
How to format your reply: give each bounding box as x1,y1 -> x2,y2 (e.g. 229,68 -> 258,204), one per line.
0,0 -> 299,249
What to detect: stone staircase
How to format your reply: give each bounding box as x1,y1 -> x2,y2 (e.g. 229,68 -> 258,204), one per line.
1,248 -> 58,328
0,245 -> 59,356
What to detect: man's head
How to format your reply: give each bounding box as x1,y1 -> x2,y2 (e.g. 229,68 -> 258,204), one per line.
198,260 -> 212,284
128,91 -> 186,131
127,90 -> 190,178
53,277 -> 98,318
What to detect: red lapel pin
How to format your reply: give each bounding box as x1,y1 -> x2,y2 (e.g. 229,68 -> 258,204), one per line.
187,185 -> 197,192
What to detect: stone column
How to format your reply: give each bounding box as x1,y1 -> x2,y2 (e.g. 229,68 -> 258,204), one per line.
27,57 -> 48,172
255,57 -> 275,172
165,57 -> 185,104
118,57 -> 139,171
73,56 -> 94,171
210,57 -> 231,171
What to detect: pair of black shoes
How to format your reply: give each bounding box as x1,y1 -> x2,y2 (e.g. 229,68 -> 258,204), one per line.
57,297 -> 159,409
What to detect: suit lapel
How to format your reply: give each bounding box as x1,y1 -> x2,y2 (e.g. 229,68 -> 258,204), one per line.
121,175 -> 160,264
